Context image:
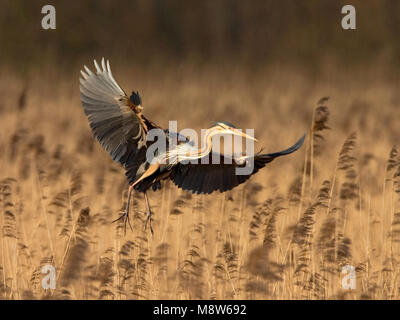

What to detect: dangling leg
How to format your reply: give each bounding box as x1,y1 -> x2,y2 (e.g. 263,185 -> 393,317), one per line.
144,192 -> 154,235
112,185 -> 134,235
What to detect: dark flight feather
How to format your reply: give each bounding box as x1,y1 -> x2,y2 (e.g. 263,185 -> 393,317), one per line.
79,58 -> 158,168
170,134 -> 305,194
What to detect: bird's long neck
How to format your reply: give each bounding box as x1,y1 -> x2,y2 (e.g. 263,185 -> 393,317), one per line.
196,128 -> 214,159
166,128 -> 215,164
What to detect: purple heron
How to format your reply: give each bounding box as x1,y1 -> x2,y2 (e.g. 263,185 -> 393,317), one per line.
80,58 -> 305,234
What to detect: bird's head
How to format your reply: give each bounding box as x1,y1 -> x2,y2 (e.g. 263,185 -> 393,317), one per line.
209,121 -> 257,141
130,91 -> 142,106
130,91 -> 143,112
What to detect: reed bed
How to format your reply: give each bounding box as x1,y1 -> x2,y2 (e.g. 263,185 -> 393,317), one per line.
0,65 -> 399,299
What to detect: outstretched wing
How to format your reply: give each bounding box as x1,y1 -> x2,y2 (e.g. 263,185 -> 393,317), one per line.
80,58 -> 157,166
170,134 -> 306,194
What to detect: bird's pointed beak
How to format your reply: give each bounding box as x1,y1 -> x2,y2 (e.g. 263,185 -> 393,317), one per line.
230,128 -> 258,142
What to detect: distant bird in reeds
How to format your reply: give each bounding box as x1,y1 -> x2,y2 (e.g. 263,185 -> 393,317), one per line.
79,58 -> 305,234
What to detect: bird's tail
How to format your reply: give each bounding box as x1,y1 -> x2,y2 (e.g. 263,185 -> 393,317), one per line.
254,133 -> 306,165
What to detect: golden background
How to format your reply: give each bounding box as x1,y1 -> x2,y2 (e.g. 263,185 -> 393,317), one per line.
0,0 -> 399,299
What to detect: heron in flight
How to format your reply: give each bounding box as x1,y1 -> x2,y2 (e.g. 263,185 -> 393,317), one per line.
79,59 -> 305,234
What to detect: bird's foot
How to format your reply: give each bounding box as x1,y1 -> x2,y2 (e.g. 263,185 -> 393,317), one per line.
112,210 -> 133,235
